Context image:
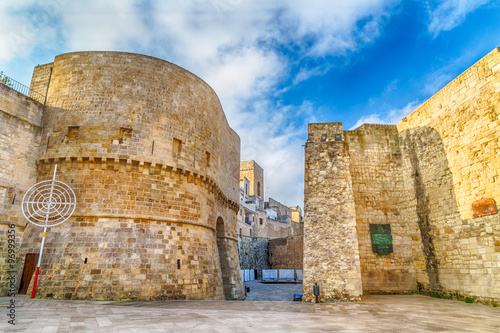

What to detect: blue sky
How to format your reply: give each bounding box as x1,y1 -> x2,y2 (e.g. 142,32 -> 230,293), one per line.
1,0 -> 499,208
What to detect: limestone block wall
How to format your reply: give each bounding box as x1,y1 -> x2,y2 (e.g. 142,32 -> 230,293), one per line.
397,47 -> 500,302
0,83 -> 43,295
269,235 -> 303,269
16,51 -> 244,300
345,124 -> 425,293
29,63 -> 53,102
303,123 -> 363,302
253,216 -> 302,239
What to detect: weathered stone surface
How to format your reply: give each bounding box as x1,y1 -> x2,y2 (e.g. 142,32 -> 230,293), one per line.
0,83 -> 43,295
269,235 -> 303,269
305,47 -> 500,304
472,198 -> 497,217
303,122 -> 363,302
1,51 -> 244,300
397,47 -> 500,303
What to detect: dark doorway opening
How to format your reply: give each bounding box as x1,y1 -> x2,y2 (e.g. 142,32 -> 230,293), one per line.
18,253 -> 39,294
216,217 -> 233,299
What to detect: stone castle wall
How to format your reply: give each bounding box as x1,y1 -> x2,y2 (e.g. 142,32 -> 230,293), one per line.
304,47 -> 500,303
238,237 -> 270,271
237,217 -> 303,273
2,51 -> 244,300
397,47 -> 500,302
0,83 -> 44,295
303,123 -> 363,302
269,234 -> 303,269
345,124 -> 425,293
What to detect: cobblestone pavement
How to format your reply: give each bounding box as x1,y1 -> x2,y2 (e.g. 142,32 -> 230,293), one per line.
1,293 -> 500,332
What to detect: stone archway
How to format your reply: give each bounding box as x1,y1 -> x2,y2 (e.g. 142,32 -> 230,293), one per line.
216,216 -> 233,299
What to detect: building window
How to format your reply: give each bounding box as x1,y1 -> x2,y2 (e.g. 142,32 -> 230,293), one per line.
119,127 -> 132,144
257,181 -> 261,197
335,134 -> 342,141
68,126 -> 79,142
173,138 -> 182,157
205,151 -> 210,167
249,230 -> 252,237
259,218 -> 263,225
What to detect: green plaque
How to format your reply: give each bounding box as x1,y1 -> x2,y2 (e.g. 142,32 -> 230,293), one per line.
370,224 -> 393,255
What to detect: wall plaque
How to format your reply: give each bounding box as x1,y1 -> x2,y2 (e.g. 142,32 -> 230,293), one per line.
370,224 -> 393,255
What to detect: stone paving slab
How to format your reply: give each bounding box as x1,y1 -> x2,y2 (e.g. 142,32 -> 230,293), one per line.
1,295 -> 499,332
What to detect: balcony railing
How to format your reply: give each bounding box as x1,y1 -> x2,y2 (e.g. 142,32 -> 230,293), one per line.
1,71 -> 46,104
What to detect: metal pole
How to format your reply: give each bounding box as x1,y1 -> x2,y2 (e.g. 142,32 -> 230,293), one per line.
31,165 -> 57,299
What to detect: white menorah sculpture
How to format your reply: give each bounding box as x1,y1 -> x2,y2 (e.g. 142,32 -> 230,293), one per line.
21,165 -> 76,298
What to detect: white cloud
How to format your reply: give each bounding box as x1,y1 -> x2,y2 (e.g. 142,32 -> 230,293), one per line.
237,101 -> 316,207
427,0 -> 492,37
350,100 -> 420,130
422,73 -> 454,96
421,48 -> 479,96
293,65 -> 334,86
0,0 -> 63,62
0,0 -> 399,208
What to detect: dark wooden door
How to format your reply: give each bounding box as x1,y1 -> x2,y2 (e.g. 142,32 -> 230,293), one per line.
18,254 -> 38,294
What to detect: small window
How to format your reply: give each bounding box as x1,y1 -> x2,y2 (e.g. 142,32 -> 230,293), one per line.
173,138 -> 182,156
119,127 -> 132,144
249,230 -> 252,237
68,126 -> 79,141
335,134 -> 342,141
320,134 -> 327,141
259,218 -> 263,225
257,182 -> 261,197
205,151 -> 210,167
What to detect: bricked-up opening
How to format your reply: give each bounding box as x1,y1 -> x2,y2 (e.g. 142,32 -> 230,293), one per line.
119,127 -> 132,144
173,138 -> 182,157
216,217 -> 232,299
68,126 -> 79,141
206,151 -> 211,166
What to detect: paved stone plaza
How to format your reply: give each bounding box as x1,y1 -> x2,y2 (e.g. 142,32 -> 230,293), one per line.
1,288 -> 499,332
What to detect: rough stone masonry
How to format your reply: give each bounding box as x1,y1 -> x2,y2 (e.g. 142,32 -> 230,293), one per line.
0,51 -> 244,301
304,47 -> 500,304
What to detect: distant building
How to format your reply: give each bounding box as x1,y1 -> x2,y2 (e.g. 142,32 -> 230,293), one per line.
237,160 -> 303,278
289,206 -> 303,223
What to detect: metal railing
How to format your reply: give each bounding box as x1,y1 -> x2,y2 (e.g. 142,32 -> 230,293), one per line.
0,71 -> 46,104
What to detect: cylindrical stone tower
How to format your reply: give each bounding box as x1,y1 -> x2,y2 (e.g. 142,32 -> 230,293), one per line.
19,51 -> 243,300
